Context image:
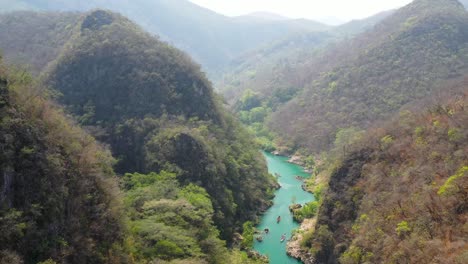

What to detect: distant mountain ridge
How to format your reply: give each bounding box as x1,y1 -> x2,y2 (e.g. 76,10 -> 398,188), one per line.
223,0 -> 468,153
237,11 -> 290,21
219,9 -> 396,103
1,0 -> 329,75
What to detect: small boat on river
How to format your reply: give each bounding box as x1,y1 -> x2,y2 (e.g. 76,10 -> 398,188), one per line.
280,234 -> 286,243
295,175 -> 305,181
277,216 -> 281,223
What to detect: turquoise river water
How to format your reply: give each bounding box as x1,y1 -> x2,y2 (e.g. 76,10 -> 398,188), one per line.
254,152 -> 314,264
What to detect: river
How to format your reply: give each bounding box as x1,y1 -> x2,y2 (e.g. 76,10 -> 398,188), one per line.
254,151 -> 314,264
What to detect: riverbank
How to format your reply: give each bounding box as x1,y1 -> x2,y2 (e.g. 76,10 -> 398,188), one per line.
271,150 -> 313,174
286,219 -> 316,264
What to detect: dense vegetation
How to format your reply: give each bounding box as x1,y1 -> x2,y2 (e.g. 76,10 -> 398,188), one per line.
220,10 -> 395,104
0,60 -> 269,264
0,60 -> 127,263
0,8 -> 279,263
43,10 -> 277,244
272,0 -> 468,152
122,171 -> 266,264
223,0 -> 468,155
2,1 -> 468,263
298,80 -> 468,263
1,0 -> 330,75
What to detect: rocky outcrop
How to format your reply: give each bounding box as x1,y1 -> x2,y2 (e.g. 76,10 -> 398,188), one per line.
288,155 -> 305,166
287,218 -> 317,264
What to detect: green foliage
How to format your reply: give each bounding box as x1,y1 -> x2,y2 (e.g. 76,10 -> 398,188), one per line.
312,183 -> 325,202
124,171 -> 229,263
304,156 -> 316,170
340,246 -> 373,264
448,128 -> 463,142
237,90 -> 262,112
227,250 -> 268,264
153,240 -> 185,260
37,259 -> 57,264
39,10 -> 277,243
231,0 -> 468,154
380,135 -> 394,148
395,221 -> 411,236
293,201 -> 319,223
438,166 -> 468,196
240,222 -> 254,249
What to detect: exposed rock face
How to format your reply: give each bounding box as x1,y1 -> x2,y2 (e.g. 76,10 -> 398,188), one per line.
310,150 -> 371,263
287,218 -> 317,264
288,155 -> 305,166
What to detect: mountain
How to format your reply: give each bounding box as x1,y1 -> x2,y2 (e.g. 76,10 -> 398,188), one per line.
219,9 -> 395,103
0,60 -> 126,263
40,10 -> 277,246
1,0 -> 330,75
0,8 -> 276,263
217,9 -> 395,150
296,79 -> 468,263
224,0 -> 468,153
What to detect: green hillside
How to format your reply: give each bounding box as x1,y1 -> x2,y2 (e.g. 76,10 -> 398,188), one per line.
0,9 -> 276,264
43,10 -> 276,245
1,1 -> 467,263
220,10 -> 395,104
224,0 -> 468,154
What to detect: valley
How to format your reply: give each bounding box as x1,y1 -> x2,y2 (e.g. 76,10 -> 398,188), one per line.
0,0 -> 467,264
253,152 -> 314,264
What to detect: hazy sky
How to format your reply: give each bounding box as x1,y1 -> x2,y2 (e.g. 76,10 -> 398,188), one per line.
189,0 -> 413,24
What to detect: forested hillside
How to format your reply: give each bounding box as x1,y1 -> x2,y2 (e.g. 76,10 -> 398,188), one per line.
1,0 -> 329,75
296,79 -> 468,263
0,3 -> 275,263
224,0 -> 468,154
0,60 -> 127,263
220,10 -> 395,104
0,54 -> 268,264
41,10 -> 276,245
1,1 -> 467,263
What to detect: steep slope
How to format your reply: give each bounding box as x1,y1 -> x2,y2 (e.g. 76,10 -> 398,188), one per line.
0,61 -> 126,263
267,0 -> 468,153
298,80 -> 468,263
44,10 -> 276,242
1,0 -> 329,75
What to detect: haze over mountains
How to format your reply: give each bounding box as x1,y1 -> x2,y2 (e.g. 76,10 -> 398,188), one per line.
1,0 -> 331,75
0,0 -> 467,264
